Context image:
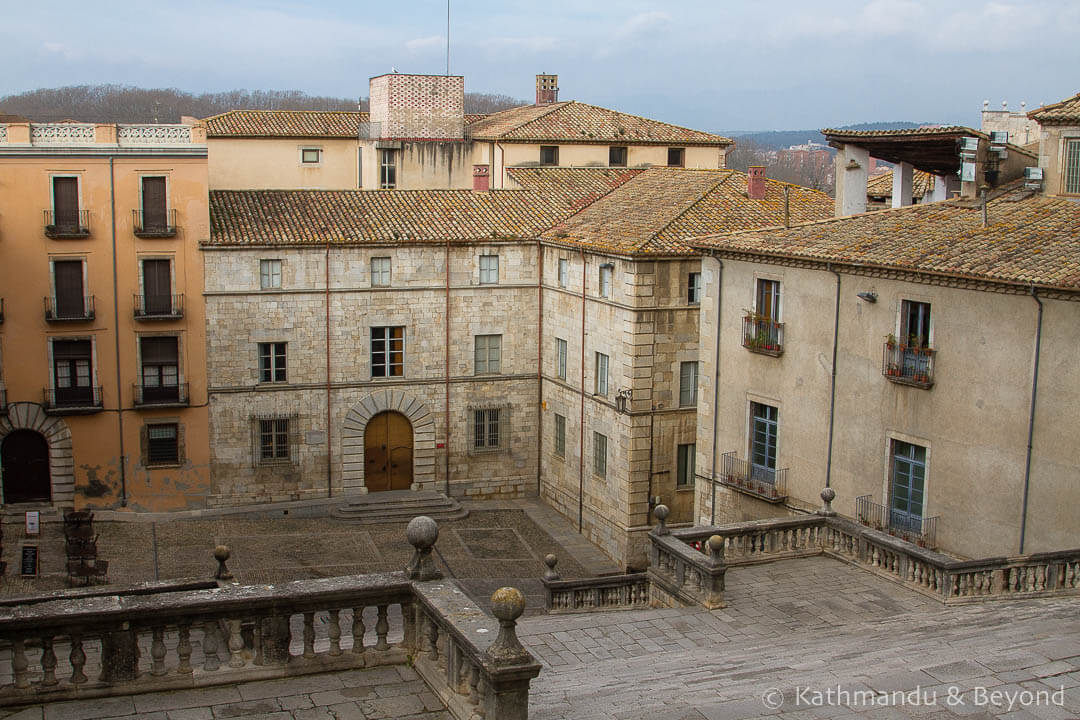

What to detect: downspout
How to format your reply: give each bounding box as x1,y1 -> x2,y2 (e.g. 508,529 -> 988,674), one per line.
645,298 -> 658,525
1019,287 -> 1043,554
536,239 -> 544,496
496,142 -> 506,189
824,264 -> 841,489
578,249 -> 587,532
325,241 -> 332,498
109,157 -> 127,507
709,257 -> 723,525
445,238 -> 451,495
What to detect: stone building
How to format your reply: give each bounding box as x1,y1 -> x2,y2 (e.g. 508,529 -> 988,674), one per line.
0,120 -> 211,512
689,96 -> 1080,559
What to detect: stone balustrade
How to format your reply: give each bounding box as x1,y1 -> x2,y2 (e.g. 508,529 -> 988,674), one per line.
0,123 -> 204,147
0,516 -> 540,720
674,516 -> 827,566
647,506 -> 727,609
539,553 -> 650,613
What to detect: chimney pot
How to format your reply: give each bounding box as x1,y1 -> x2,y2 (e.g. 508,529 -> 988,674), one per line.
747,165 -> 767,200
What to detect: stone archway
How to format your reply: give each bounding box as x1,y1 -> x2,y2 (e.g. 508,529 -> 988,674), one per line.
0,403 -> 75,507
342,390 -> 436,494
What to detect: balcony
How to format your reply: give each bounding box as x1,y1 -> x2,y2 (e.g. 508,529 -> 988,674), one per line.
882,340 -> 935,388
133,208 -> 178,238
44,386 -> 104,414
856,494 -> 939,549
0,298 -> 4,324
741,313 -> 784,356
44,209 -> 90,238
718,451 -> 788,502
0,387 -> 6,413
134,293 -> 184,320
133,382 -> 189,407
44,296 -> 95,322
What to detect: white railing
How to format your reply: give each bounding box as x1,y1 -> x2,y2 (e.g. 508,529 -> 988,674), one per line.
117,124 -> 193,146
30,124 -> 96,145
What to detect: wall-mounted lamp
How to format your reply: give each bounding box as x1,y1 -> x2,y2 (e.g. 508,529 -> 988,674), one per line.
615,388 -> 632,413
856,291 -> 878,303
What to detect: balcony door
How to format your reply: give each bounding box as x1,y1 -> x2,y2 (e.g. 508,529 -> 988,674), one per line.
53,339 -> 93,406
140,336 -> 179,402
142,259 -> 172,315
54,260 -> 85,318
749,402 -> 777,483
53,177 -> 80,231
142,177 -> 167,231
1,430 -> 51,504
890,441 -> 926,533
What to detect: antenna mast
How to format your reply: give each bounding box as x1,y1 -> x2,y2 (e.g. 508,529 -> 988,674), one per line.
446,0 -> 451,75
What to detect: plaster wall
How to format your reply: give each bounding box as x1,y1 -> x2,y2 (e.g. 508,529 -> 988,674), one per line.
493,144 -> 725,188
1037,123 -> 1080,197
208,138 -> 360,190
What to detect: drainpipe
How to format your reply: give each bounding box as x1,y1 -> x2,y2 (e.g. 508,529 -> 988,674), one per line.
824,264 -> 841,489
109,157 -> 127,507
325,241 -> 332,498
536,239 -> 544,496
1019,287 -> 1043,554
578,249 -> 587,532
445,238 -> 451,495
709,257 -> 723,525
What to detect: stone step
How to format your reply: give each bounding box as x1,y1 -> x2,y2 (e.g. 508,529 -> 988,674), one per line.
331,491 -> 469,525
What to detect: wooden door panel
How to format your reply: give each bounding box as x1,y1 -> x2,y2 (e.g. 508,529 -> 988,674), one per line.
365,411 -> 412,492
2,430 -> 51,503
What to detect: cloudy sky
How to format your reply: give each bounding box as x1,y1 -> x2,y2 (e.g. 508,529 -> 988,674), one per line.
3,0 -> 1077,131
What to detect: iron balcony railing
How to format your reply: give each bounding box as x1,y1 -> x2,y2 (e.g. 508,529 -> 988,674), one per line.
742,314 -> 784,356
44,296 -> 95,322
43,209 -> 90,238
0,297 -> 4,324
856,494 -> 938,549
43,385 -> 104,413
882,340 -> 935,388
133,382 -> 189,407
0,387 -> 6,413
132,208 -> 177,237
719,451 -> 788,502
134,293 -> 184,319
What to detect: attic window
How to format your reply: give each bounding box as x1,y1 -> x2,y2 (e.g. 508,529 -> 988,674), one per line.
540,146 -> 559,166
609,146 -> 627,167
301,147 -> 321,164
667,148 -> 685,167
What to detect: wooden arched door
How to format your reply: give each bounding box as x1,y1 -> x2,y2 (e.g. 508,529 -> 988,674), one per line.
2,430 -> 52,503
365,411 -> 413,492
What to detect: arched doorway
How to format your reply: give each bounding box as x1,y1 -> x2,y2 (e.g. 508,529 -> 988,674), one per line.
364,411 -> 413,492
2,430 -> 52,503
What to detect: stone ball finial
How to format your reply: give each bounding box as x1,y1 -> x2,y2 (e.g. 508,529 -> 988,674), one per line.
486,587 -> 531,665
407,516 -> 439,550
707,535 -> 725,565
213,545 -> 233,580
542,554 -> 560,581
652,503 -> 670,536
818,487 -> 837,517
491,586 -> 526,623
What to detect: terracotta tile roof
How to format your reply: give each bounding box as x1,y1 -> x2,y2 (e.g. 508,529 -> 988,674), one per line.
541,169 -> 833,256
866,170 -> 935,199
691,187 -> 1080,292
1028,92 -> 1080,124
822,126 -> 984,139
203,110 -> 368,138
506,167 -> 645,211
468,101 -> 732,146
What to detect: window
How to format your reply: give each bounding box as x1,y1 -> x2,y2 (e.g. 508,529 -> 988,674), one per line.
474,334 -> 502,374
371,326 -> 404,377
599,264 -> 613,298
688,272 -> 701,304
558,258 -> 569,288
749,402 -> 778,483
1064,138 -> 1080,194
146,423 -> 179,466
259,417 -> 292,463
609,146 -> 627,167
595,352 -> 609,396
593,432 -> 607,477
52,259 -> 87,319
900,300 -> 931,349
142,259 -> 173,315
556,338 -> 567,380
258,342 -> 287,383
51,176 -> 82,233
473,408 -> 504,450
140,337 -> 180,403
679,361 -> 699,407
554,413 -> 566,457
380,149 -> 397,189
479,255 -> 499,284
140,176 -> 169,233
370,257 -> 391,287
677,443 -> 696,487
260,259 -> 282,290
756,279 -> 781,321
300,147 -> 321,164
540,146 -> 559,166
52,339 -> 93,407
667,148 -> 685,167
891,440 -> 926,531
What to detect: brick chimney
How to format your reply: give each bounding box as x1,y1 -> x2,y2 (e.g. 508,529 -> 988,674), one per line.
472,165 -> 490,191
536,74 -> 559,105
369,73 -> 465,140
747,166 -> 767,200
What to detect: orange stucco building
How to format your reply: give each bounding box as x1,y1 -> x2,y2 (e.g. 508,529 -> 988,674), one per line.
0,121 -> 210,512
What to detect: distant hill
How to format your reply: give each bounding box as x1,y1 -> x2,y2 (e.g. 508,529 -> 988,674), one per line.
0,85 -> 525,124
722,122 -> 931,151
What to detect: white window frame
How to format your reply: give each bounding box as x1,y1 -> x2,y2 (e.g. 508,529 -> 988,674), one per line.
49,256 -> 89,314
595,352 -> 609,396
371,326 -> 405,378
258,342 -> 287,383
49,173 -> 84,225
370,256 -> 391,287
593,431 -> 608,477
474,334 -> 502,375
679,361 -> 699,407
1063,136 -> 1080,195
688,272 -> 701,305
379,149 -> 397,189
479,254 -> 499,285
300,146 -> 322,165
558,258 -> 569,288
259,259 -> 282,290
556,338 -> 568,380
599,264 -> 613,298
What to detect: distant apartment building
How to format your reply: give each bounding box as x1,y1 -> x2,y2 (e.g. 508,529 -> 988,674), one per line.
0,120 -> 211,512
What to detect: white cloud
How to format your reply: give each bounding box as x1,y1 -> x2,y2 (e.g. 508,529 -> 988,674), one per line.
407,35 -> 445,52
615,10 -> 671,39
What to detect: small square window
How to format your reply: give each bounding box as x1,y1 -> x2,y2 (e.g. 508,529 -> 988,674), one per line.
593,432 -> 607,477
554,413 -> 566,457
688,272 -> 701,304
479,255 -> 499,284
260,259 -> 282,289
599,264 -> 613,298
556,338 -> 567,380
475,334 -> 502,374
258,418 -> 292,463
595,352 -> 609,396
540,146 -> 559,166
301,148 -> 321,164
679,361 -> 698,407
146,423 -> 179,466
558,258 -> 569,287
258,342 -> 287,383
609,146 -> 627,167
667,148 -> 685,167
371,257 -> 391,287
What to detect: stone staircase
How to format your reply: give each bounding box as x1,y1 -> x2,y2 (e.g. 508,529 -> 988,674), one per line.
331,490 -> 469,525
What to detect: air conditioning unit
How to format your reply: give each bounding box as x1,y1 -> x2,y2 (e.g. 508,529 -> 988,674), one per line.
1024,166 -> 1044,190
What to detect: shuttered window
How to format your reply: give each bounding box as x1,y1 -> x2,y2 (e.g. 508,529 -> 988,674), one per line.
53,177 -> 80,230
142,259 -> 172,315
147,424 -> 179,465
1064,139 -> 1080,194
53,260 -> 85,318
141,177 -> 167,231
140,337 -> 179,402
679,362 -> 699,407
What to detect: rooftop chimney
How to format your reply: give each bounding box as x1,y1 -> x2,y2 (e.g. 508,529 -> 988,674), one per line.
536,74 -> 559,105
747,166 -> 767,200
